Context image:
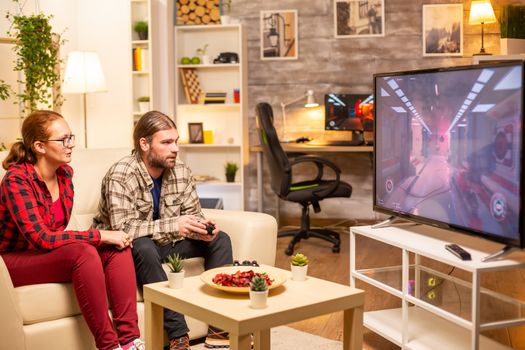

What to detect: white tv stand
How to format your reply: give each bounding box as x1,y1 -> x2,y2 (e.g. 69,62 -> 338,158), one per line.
350,224 -> 525,350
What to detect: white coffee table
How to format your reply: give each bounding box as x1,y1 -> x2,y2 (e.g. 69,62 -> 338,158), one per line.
143,265 -> 364,350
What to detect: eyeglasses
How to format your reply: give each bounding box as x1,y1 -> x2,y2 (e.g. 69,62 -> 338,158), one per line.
46,135 -> 75,147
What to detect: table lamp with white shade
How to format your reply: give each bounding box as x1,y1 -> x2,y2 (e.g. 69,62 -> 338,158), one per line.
469,0 -> 497,56
62,51 -> 107,147
280,89 -> 319,142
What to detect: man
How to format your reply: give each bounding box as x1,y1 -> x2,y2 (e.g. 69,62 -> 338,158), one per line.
94,111 -> 233,350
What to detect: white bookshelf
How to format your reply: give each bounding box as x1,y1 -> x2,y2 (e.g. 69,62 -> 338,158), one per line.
174,24 -> 248,210
350,224 -> 525,350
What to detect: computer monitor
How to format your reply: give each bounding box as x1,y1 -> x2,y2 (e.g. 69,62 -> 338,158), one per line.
325,93 -> 373,131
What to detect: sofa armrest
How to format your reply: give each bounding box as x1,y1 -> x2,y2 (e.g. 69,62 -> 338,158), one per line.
0,256 -> 25,348
203,209 -> 277,266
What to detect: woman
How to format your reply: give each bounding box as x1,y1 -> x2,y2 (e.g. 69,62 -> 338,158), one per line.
0,111 -> 144,350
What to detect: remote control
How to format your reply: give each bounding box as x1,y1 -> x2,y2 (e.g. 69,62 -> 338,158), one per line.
445,244 -> 472,261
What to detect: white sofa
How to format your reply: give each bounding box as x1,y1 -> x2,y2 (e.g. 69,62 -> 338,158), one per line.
0,148 -> 278,350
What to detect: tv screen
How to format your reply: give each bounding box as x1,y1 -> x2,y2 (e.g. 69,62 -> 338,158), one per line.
325,94 -> 373,131
374,61 -> 524,248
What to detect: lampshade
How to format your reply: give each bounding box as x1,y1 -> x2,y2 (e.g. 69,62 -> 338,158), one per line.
304,90 -> 319,108
469,0 -> 497,25
62,51 -> 107,94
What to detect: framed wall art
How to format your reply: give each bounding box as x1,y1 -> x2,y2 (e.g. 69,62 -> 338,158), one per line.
260,10 -> 298,60
422,4 -> 463,57
188,122 -> 204,143
334,0 -> 385,38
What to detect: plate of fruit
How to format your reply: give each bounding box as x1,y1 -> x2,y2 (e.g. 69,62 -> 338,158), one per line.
200,265 -> 287,293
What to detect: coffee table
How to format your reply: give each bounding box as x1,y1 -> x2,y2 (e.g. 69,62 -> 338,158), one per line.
143,265 -> 364,350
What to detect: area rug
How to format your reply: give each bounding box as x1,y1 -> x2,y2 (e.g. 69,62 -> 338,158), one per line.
192,326 -> 342,349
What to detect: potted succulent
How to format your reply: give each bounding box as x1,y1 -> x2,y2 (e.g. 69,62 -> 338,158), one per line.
499,5 -> 525,54
196,44 -> 210,65
134,20 -> 148,40
137,96 -> 150,114
225,162 -> 238,183
249,276 -> 268,309
166,253 -> 185,289
290,253 -> 309,281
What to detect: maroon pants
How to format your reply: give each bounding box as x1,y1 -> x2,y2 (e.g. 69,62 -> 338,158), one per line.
2,243 -> 140,350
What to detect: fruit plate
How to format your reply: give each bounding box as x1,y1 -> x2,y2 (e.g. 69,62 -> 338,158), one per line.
200,265 -> 287,293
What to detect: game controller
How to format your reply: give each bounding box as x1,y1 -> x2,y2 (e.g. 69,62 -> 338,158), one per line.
205,223 -> 216,235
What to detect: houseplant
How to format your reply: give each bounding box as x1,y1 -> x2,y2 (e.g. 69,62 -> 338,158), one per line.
499,4 -> 525,54
166,253 -> 185,289
134,20 -> 148,40
196,44 -> 210,65
249,275 -> 268,309
6,4 -> 63,115
137,96 -> 150,113
290,253 -> 308,281
225,162 -> 238,182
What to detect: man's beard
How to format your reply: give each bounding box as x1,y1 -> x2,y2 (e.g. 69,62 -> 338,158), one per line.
147,152 -> 176,170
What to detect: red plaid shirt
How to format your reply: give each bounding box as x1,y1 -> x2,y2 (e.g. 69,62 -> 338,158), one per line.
0,163 -> 101,252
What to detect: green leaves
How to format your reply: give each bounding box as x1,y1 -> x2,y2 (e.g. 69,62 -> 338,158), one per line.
250,276 -> 268,291
166,253 -> 185,273
291,253 -> 309,266
6,7 -> 62,115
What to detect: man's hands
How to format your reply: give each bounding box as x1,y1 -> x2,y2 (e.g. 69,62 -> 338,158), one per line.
99,230 -> 133,249
178,215 -> 219,241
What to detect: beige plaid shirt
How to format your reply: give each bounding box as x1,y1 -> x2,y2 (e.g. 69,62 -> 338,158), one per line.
93,153 -> 204,246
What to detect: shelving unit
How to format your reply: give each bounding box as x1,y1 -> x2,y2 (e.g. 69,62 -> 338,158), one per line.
174,24 -> 247,210
350,224 -> 525,350
130,0 -> 153,123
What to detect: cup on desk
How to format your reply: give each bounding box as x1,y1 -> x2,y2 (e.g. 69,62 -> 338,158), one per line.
203,130 -> 213,144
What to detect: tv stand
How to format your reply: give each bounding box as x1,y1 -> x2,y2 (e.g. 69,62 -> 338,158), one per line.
481,245 -> 517,262
350,224 -> 525,350
371,215 -> 400,228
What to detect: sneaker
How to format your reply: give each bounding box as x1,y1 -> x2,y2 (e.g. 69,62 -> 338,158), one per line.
204,326 -> 229,349
169,334 -> 191,350
122,339 -> 145,350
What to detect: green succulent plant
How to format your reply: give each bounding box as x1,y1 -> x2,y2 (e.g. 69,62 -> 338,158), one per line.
250,276 -> 268,292
166,253 -> 184,273
291,253 -> 309,267
225,162 -> 239,176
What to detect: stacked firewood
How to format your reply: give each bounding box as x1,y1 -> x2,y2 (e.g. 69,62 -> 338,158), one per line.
176,0 -> 221,25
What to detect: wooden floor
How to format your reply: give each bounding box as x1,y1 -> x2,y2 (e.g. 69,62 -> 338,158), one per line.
274,219 -> 525,350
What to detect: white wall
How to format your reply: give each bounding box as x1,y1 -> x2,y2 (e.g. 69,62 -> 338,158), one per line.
0,0 -> 132,149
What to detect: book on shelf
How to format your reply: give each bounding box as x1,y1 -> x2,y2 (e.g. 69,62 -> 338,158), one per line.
204,92 -> 226,104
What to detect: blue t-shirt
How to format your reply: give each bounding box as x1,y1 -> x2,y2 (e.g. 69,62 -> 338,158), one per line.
151,176 -> 162,220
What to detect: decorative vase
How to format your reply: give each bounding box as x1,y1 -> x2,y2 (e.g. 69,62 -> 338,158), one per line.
201,55 -> 211,65
291,265 -> 308,281
168,271 -> 185,289
249,289 -> 268,309
226,173 -> 236,183
138,102 -> 150,114
220,15 -> 231,25
500,38 -> 525,55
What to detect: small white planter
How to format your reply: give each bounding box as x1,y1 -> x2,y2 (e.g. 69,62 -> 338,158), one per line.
220,15 -> 231,25
249,289 -> 268,309
500,38 -> 525,55
138,101 -> 150,114
168,271 -> 185,289
201,55 -> 211,65
291,265 -> 308,281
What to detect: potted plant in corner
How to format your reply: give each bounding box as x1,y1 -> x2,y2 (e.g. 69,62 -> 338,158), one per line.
290,253 -> 308,281
249,276 -> 268,309
134,20 -> 148,40
166,253 -> 185,289
499,5 -> 525,54
137,96 -> 150,114
225,162 -> 238,183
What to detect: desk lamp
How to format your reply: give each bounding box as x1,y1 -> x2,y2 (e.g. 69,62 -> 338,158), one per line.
62,51 -> 107,148
469,0 -> 497,55
280,90 -> 319,142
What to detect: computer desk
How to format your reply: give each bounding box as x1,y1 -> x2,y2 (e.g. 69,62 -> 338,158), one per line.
250,143 -> 373,212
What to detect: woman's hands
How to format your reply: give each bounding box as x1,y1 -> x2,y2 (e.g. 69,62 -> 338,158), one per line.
178,215 -> 219,241
99,230 -> 133,249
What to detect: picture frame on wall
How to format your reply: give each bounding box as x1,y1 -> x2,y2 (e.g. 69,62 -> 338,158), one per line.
334,0 -> 385,38
260,9 -> 298,60
422,4 -> 463,57
188,122 -> 204,143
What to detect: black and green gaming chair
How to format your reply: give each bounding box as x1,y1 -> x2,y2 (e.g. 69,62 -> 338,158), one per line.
255,102 -> 353,255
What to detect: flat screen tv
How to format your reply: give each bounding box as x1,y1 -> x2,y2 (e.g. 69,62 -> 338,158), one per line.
373,61 -> 525,251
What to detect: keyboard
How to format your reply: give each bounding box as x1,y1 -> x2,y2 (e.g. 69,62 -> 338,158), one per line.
306,140 -> 364,146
